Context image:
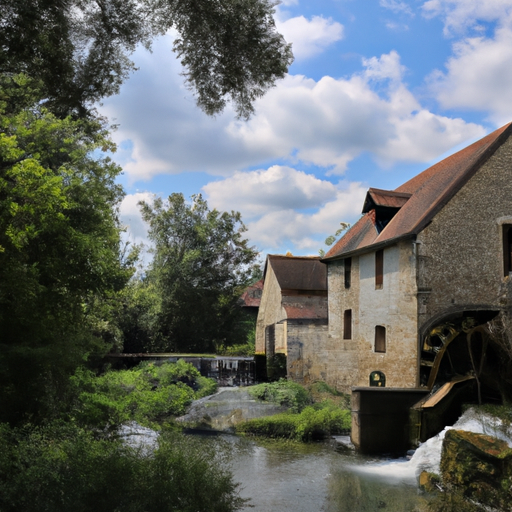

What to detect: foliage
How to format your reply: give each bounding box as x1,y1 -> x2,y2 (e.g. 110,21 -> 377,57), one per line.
248,378 -> 312,413
0,422 -> 245,512
0,74 -> 133,424
237,403 -> 351,441
139,193 -> 260,353
319,222 -> 350,257
69,360 -> 217,428
0,0 -> 293,118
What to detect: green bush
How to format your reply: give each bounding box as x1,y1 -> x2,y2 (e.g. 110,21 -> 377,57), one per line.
237,402 -> 351,441
0,422 -> 245,512
248,379 -> 312,412
69,361 -> 217,428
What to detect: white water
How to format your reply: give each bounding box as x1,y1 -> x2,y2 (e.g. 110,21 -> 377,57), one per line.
350,407 -> 512,483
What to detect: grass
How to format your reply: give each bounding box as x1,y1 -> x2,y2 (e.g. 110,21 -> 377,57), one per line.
238,380 -> 351,441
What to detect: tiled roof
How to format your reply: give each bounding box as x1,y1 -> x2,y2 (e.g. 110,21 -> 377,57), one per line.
362,188 -> 411,213
239,279 -> 263,308
265,255 -> 327,291
324,122 -> 512,260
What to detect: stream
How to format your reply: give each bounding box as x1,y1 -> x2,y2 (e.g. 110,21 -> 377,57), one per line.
121,403 -> 512,512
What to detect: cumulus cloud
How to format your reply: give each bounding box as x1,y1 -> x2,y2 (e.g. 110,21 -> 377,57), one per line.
422,2 -> 512,124
101,39 -> 483,184
227,51 -> 484,173
421,0 -> 512,35
429,28 -> 512,124
242,181 -> 367,252
203,166 -> 337,218
275,14 -> 344,59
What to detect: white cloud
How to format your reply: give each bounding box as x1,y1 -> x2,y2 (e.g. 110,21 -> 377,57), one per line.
119,192 -> 153,246
242,181 -> 367,252
203,166 -> 337,218
422,0 -> 512,125
380,0 -> 415,17
275,14 -> 344,59
101,40 -> 483,186
421,0 -> 512,35
227,52 -> 484,173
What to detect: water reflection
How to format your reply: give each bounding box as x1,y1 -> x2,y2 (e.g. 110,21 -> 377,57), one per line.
202,435 -> 429,512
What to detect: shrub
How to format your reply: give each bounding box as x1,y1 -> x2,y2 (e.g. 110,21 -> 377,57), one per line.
237,402 -> 351,441
0,422 -> 245,512
69,361 -> 217,428
248,379 -> 312,412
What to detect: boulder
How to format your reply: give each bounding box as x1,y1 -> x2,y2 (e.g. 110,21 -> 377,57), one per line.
440,429 -> 512,510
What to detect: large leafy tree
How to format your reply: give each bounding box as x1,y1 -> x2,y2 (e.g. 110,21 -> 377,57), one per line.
139,193 -> 259,353
0,74 -> 134,423
0,0 -> 293,118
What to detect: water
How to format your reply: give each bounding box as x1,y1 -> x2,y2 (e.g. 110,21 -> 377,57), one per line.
218,436 -> 426,512
121,408 -> 512,512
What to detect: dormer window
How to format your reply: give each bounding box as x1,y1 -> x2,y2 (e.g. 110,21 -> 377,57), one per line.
362,188 -> 411,234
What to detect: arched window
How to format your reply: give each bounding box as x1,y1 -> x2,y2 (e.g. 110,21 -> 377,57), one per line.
369,371 -> 386,387
375,325 -> 386,353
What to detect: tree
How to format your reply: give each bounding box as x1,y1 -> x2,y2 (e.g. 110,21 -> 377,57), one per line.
139,193 -> 259,353
0,0 -> 293,118
0,74 -> 134,423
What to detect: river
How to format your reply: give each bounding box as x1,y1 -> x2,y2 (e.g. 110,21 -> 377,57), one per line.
121,406 -> 511,511
207,435 -> 426,512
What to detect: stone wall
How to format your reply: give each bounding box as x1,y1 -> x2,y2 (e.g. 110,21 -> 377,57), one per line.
327,240 -> 418,392
286,318 -> 329,384
416,135 -> 512,334
357,241 -> 418,388
255,265 -> 286,354
326,258 -> 361,391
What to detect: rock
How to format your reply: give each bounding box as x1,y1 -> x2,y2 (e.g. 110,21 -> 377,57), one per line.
176,387 -> 289,432
440,429 -> 512,510
418,471 -> 441,493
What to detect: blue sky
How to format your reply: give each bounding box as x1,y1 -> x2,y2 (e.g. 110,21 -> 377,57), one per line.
100,0 -> 512,259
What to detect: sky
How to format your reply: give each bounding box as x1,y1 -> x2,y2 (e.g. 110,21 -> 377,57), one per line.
100,0 -> 512,261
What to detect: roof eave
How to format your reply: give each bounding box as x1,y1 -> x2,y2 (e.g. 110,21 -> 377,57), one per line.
321,232 -> 416,262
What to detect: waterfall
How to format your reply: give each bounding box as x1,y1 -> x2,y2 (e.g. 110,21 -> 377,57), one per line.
349,407 -> 512,483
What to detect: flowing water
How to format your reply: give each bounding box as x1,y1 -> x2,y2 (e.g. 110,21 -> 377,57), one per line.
121,407 -> 512,512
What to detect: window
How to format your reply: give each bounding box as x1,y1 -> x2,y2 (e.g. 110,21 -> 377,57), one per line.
504,225 -> 512,276
265,325 -> 275,356
344,257 -> 352,289
343,309 -> 352,339
375,249 -> 383,289
369,371 -> 386,387
375,325 -> 386,353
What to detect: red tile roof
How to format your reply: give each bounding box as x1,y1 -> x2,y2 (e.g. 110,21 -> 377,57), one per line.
362,188 -> 411,213
239,279 -> 263,308
324,122 -> 512,260
265,255 -> 327,291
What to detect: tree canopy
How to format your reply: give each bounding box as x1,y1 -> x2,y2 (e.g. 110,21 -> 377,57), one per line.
0,74 -> 134,423
139,193 -> 260,353
0,0 -> 293,118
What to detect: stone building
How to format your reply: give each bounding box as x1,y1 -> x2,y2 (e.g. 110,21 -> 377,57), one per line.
255,255 -> 328,383
322,122 -> 512,394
